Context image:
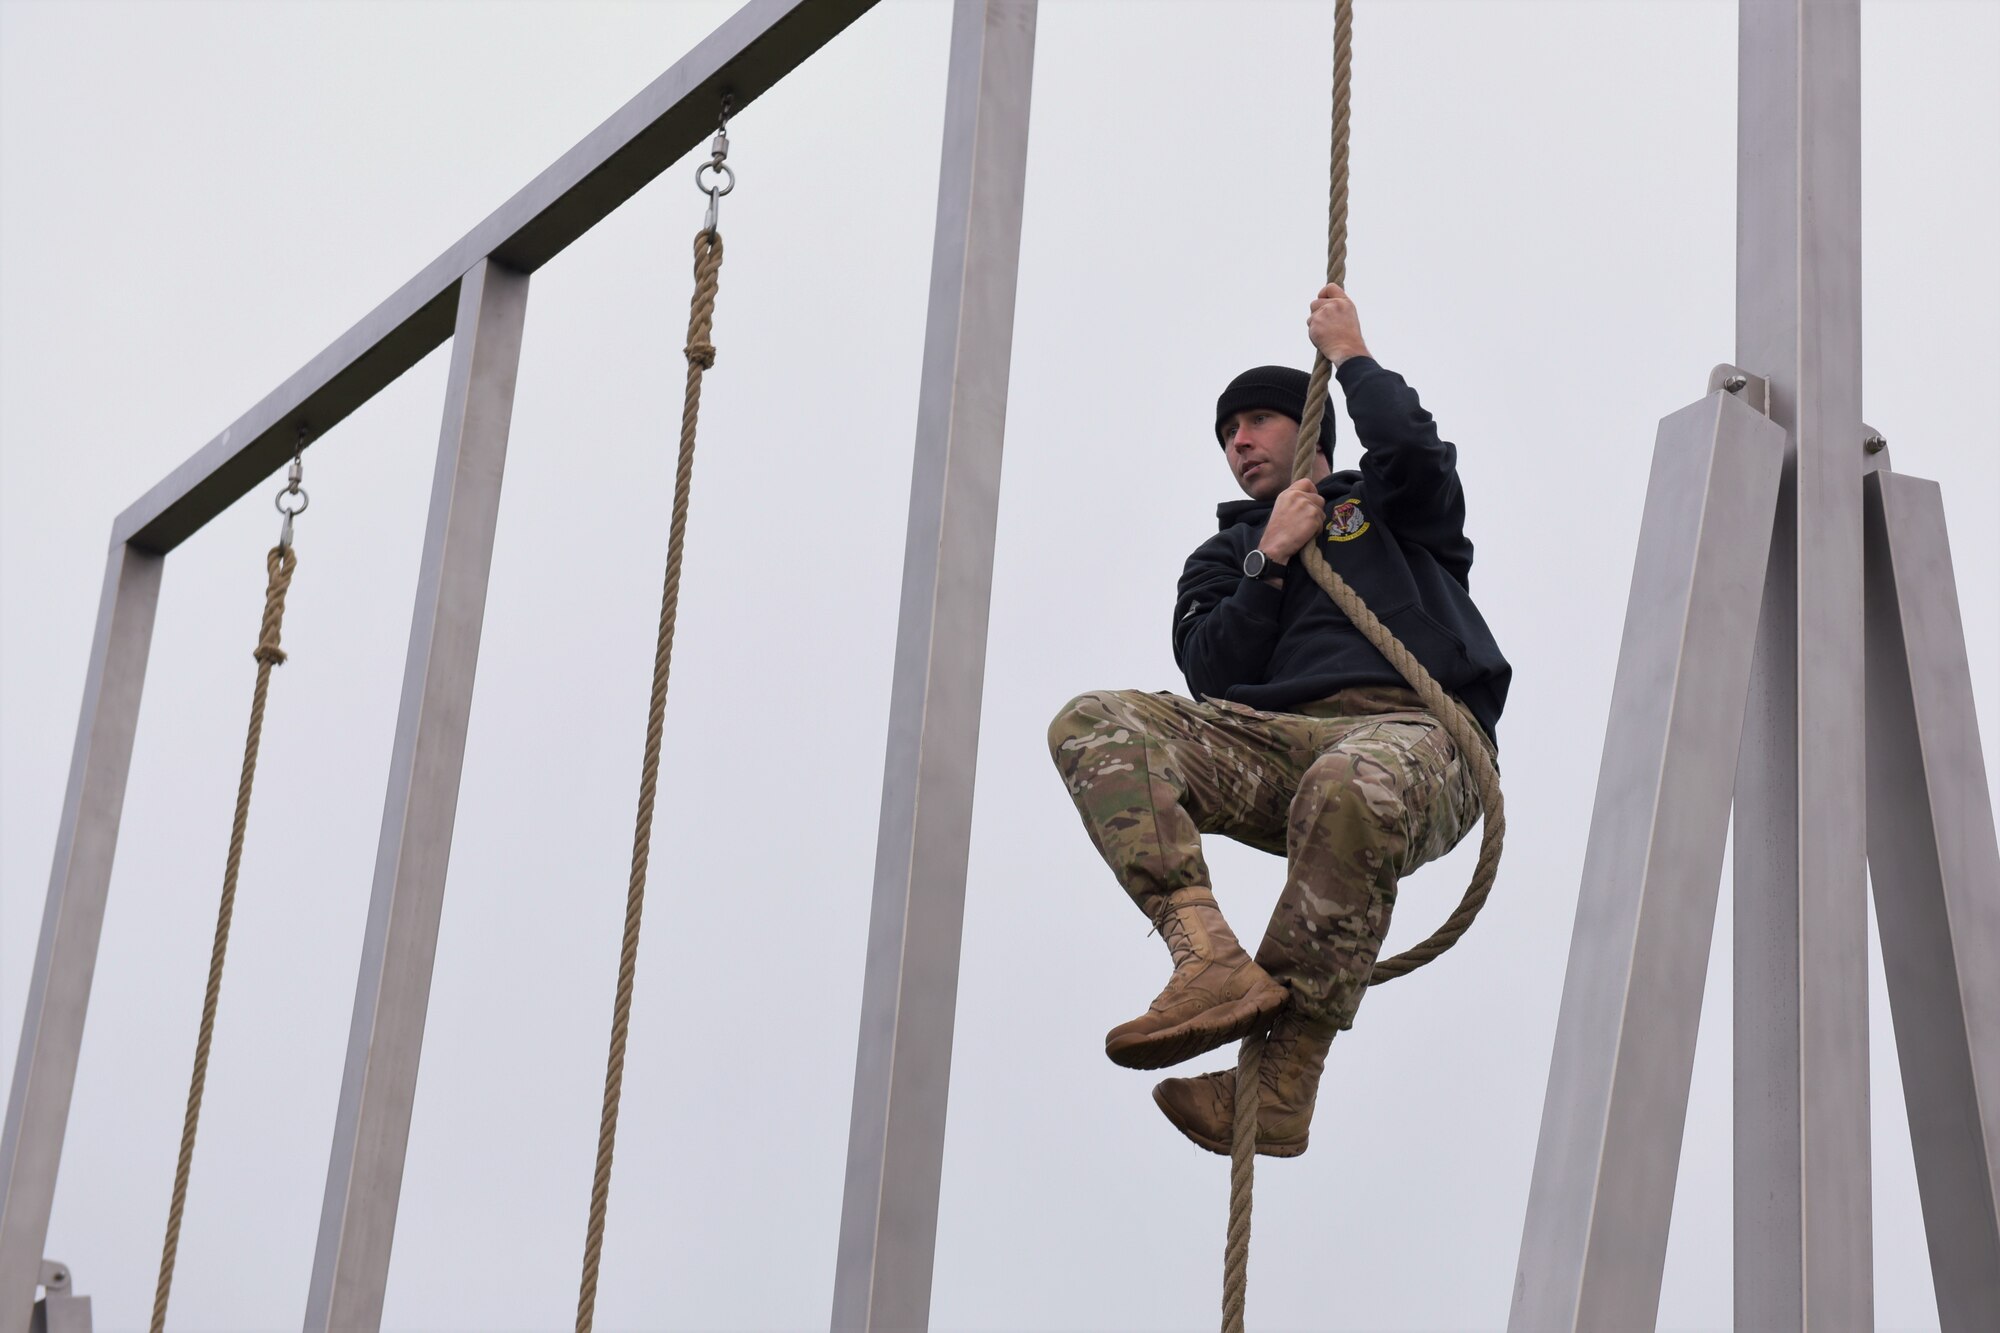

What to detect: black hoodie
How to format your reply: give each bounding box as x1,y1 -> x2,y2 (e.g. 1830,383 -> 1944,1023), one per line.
1172,356 -> 1511,744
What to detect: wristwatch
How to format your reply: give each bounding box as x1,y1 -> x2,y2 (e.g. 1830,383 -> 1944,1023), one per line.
1242,548 -> 1285,582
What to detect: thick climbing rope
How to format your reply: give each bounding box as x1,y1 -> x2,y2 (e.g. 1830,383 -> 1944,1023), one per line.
1294,8 -> 1507,988
1222,3 -> 1509,1327
151,450 -> 307,1333
573,108 -> 731,1333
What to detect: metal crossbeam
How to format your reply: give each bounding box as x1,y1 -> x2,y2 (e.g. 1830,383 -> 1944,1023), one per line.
110,0 -> 879,557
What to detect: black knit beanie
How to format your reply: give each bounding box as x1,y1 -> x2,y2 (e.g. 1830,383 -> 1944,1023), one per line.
1214,364 -> 1334,461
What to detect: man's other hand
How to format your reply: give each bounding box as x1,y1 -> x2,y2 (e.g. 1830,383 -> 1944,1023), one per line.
1259,478 -> 1327,564
1308,283 -> 1371,366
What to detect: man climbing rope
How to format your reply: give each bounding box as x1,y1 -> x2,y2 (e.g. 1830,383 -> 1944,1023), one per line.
1048,282 -> 1510,1157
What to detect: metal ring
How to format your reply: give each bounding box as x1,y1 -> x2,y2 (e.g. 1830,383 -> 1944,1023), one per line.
695,160 -> 736,198
275,487 -> 310,517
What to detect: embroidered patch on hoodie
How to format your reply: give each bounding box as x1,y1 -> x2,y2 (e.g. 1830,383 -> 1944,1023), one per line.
1324,498 -> 1371,542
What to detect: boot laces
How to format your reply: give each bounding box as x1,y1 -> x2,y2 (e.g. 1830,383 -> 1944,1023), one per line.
1258,1026 -> 1297,1096
1159,909 -> 1200,968
1255,1012 -> 1332,1102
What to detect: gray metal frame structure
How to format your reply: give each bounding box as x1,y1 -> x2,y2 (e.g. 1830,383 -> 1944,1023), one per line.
4,1 -> 1994,1330
0,2 -> 1036,1328
1512,2 -> 2000,1330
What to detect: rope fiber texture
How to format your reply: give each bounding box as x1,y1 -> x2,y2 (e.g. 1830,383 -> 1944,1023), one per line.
1222,2 -> 1507,1327
151,543 -> 298,1333
573,226 -> 724,1333
1221,1032 -> 1265,1333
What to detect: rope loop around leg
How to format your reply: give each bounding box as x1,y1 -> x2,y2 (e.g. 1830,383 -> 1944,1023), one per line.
1288,0 -> 1505,989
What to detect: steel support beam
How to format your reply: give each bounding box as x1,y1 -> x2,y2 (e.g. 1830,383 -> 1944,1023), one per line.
109,0 -> 878,557
303,259 -> 528,1332
1863,470 -> 2000,1331
0,543 -> 162,1333
830,2 -> 1036,1329
1509,386 -> 1786,1330
1731,2 -> 1871,1326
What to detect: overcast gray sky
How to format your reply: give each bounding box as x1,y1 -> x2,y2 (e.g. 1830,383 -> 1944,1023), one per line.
3,2 -> 1994,1330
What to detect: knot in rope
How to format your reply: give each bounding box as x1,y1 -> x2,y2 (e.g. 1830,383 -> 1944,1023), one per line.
252,546 -> 298,667
680,232 -> 725,371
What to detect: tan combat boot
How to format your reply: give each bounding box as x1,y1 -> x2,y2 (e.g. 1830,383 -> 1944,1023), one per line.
1104,888 -> 1287,1070
1149,1007 -> 1337,1157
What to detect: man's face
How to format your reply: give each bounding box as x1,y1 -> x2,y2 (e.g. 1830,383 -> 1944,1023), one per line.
1220,408 -> 1301,502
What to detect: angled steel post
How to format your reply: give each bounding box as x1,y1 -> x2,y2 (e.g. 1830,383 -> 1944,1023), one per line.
0,543 -> 162,1332
1508,383 -> 1785,1330
304,259 -> 528,1332
1731,2 -> 1872,1326
831,2 -> 1036,1329
1863,470 -> 2000,1332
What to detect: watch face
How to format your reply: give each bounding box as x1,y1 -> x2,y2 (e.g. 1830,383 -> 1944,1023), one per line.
1244,550 -> 1265,578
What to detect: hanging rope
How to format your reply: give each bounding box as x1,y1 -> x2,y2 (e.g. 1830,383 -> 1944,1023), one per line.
1221,1031 -> 1265,1333
574,102 -> 731,1333
152,445 -> 307,1333
1294,9 -> 1505,990
1222,3 -> 1508,1326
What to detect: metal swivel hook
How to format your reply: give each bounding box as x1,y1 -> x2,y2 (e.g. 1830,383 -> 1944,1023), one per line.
695,92 -> 736,232
275,426 -> 310,551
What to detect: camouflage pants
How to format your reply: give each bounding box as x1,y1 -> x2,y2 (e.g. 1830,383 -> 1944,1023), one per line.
1046,685 -> 1482,1031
